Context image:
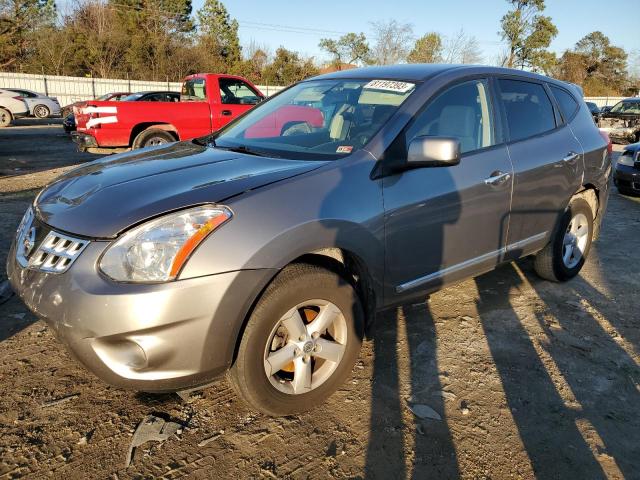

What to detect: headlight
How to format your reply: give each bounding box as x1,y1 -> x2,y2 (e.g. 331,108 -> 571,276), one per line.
99,204 -> 231,282
617,153 -> 635,167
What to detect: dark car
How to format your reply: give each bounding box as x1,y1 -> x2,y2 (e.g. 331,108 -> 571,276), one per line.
63,91 -> 179,133
598,98 -> 640,144
586,101 -> 600,122
120,91 -> 180,102
8,65 -> 610,416
613,142 -> 640,195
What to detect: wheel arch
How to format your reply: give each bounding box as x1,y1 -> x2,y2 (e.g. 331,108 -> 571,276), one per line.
228,246 -> 379,367
130,122 -> 179,147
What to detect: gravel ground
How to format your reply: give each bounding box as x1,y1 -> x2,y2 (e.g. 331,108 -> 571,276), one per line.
0,125 -> 638,479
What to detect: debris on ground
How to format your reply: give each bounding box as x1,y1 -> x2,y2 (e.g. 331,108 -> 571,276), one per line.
40,393 -> 80,408
407,403 -> 442,421
125,415 -> 183,468
197,429 -> 225,447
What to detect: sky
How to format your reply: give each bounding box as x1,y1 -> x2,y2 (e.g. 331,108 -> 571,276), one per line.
191,0 -> 640,65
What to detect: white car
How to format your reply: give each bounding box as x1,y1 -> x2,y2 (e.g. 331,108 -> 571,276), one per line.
5,88 -> 61,118
0,88 -> 29,127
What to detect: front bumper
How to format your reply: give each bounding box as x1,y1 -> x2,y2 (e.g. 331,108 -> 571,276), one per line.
7,238 -> 276,392
71,132 -> 98,150
613,163 -> 640,192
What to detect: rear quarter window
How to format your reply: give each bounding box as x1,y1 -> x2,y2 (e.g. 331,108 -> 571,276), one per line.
550,85 -> 580,121
498,79 -> 556,142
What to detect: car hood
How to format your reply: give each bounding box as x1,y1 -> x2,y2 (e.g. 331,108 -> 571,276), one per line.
35,142 -> 326,238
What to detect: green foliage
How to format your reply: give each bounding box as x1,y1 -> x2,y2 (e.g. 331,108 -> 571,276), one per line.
407,32 -> 443,64
263,47 -> 319,85
500,0 -> 557,73
555,31 -> 628,96
319,32 -> 370,68
0,0 -> 56,69
197,0 -> 240,63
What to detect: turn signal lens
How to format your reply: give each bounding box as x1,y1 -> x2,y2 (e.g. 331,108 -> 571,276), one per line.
99,205 -> 232,282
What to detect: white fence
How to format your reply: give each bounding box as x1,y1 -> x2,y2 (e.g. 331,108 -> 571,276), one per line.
0,72 -> 284,107
0,72 -> 631,111
583,96 -> 626,108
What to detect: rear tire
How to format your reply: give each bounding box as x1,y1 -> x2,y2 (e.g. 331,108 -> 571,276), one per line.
229,263 -> 364,416
133,128 -> 175,149
33,104 -> 50,118
534,197 -> 593,282
0,108 -> 12,127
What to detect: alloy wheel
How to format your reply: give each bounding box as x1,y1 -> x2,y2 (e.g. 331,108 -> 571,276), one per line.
562,212 -> 589,269
263,300 -> 348,395
34,105 -> 50,118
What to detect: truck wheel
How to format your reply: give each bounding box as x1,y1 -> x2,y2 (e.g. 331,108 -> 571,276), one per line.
229,263 -> 364,416
0,108 -> 11,127
33,104 -> 50,118
533,197 -> 593,282
133,128 -> 175,149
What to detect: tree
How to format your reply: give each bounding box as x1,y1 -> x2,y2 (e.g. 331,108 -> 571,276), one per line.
263,47 -> 319,85
554,32 -> 629,96
197,0 -> 240,64
319,32 -> 370,68
500,0 -> 557,73
407,32 -> 442,64
370,20 -> 414,65
443,29 -> 483,64
0,0 -> 56,69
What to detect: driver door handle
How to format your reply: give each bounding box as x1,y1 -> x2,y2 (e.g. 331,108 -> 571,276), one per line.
484,171 -> 511,186
562,152 -> 580,165
221,110 -> 232,116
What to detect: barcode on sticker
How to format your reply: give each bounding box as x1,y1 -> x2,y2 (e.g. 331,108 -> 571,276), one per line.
363,80 -> 414,93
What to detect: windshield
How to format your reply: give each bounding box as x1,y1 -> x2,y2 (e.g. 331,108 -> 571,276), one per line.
96,93 -> 111,101
214,79 -> 416,160
610,101 -> 640,114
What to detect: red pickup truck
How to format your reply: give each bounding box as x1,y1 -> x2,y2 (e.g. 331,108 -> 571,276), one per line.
72,73 -> 265,153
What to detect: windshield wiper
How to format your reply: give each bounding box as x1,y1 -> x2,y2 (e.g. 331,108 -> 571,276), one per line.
218,145 -> 279,158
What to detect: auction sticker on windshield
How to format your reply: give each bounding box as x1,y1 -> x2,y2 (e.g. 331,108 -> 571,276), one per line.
364,80 -> 414,93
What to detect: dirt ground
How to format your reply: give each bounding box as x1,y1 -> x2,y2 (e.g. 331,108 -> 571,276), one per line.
0,124 -> 639,479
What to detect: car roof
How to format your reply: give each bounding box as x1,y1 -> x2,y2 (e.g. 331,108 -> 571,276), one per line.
309,64 -> 563,85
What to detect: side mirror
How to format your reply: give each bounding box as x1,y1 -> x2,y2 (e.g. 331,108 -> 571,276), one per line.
407,136 -> 461,168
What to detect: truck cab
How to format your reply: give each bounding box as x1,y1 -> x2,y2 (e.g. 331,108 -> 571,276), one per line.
72,73 -> 264,153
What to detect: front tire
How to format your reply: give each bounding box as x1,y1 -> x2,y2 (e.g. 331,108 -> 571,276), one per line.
533,197 -> 593,282
33,104 -> 50,118
229,263 -> 364,416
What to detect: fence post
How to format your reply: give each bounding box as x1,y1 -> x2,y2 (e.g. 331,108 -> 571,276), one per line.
127,72 -> 131,92
167,75 -> 170,90
41,67 -> 49,96
91,74 -> 96,98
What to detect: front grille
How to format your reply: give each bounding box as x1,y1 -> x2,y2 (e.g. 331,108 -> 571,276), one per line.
28,231 -> 88,273
15,208 -> 89,274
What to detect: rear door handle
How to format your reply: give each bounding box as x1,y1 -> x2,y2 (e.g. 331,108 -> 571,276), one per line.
562,152 -> 580,165
221,110 -> 232,116
484,171 -> 511,186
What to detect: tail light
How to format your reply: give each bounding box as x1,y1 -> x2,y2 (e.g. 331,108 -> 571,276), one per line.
598,129 -> 612,155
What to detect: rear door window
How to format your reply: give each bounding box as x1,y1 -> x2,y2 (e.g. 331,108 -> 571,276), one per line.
550,85 -> 579,121
498,79 -> 556,142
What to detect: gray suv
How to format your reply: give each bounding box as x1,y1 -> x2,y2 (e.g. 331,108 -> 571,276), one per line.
7,65 -> 610,416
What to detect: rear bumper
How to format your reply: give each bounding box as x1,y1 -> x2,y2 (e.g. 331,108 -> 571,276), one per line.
7,237 -> 276,392
71,132 -> 98,150
613,163 -> 640,192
